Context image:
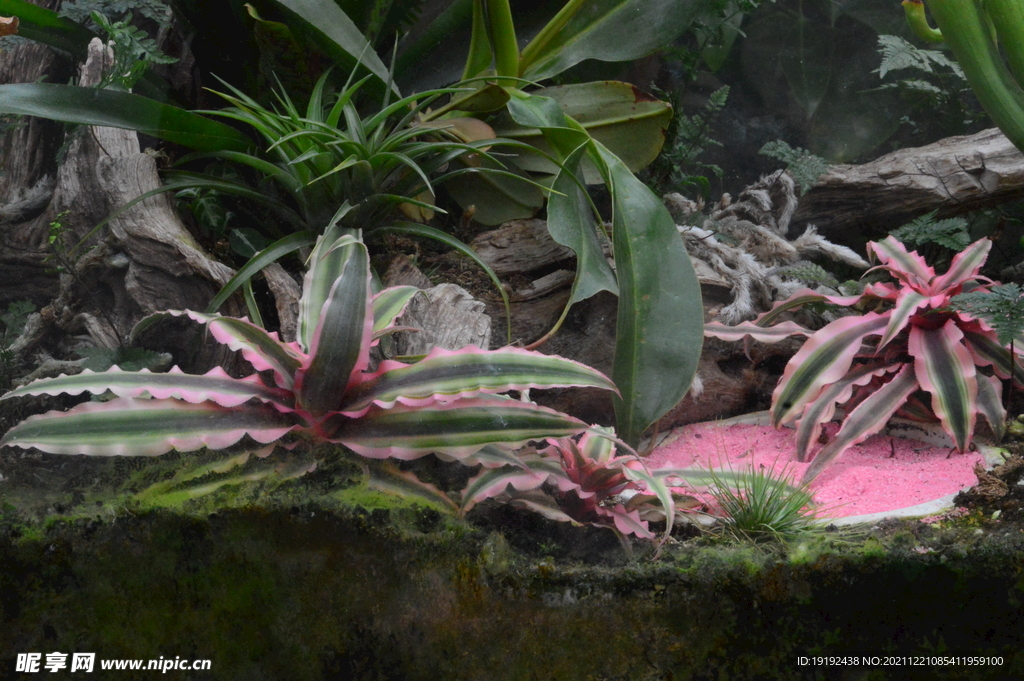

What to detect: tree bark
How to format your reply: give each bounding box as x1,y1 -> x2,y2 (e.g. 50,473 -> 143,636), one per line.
1,15 -> 238,370
794,127 -> 1024,236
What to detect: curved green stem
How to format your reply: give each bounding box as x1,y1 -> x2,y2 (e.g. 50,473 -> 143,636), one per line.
924,0 -> 1024,153
985,0 -> 1024,87
902,0 -> 943,43
519,0 -> 586,74
484,0 -> 519,86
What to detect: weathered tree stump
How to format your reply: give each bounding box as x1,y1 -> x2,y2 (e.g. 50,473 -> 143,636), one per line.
0,31 -> 238,370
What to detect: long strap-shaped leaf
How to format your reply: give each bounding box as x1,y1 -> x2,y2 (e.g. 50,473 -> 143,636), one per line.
371,286 -> 419,336
771,313 -> 889,427
752,288 -> 868,328
867,236 -> 936,287
205,231 -> 318,315
963,329 -> 1024,387
296,239 -> 372,416
337,345 -> 617,413
296,229 -> 359,352
975,373 -> 1007,442
0,84 -> 251,153
0,366 -> 293,409
461,455 -> 572,514
0,398 -> 299,456
928,237 -> 991,294
909,320 -> 978,452
793,362 -> 895,461
178,310 -> 303,390
876,288 -> 929,350
0,0 -> 96,57
802,364 -> 919,484
324,398 -> 588,460
704,319 -> 811,343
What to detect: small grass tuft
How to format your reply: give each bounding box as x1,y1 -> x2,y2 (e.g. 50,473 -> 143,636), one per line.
705,463 -> 826,544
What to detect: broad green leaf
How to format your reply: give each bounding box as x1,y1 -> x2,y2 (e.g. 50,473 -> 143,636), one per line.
518,0 -> 699,81
0,84 -> 251,153
0,398 -> 299,456
495,82 -> 673,182
925,0 -> 1024,154
987,0 -> 1024,87
338,345 -> 617,413
325,398 -> 588,460
546,144 -> 618,307
590,142 -> 704,447
297,239 -> 372,416
771,313 -> 889,427
393,0 -> 474,90
0,0 -> 95,57
909,321 -> 977,452
268,0 -> 399,96
0,366 -> 293,409
802,364 -> 919,484
441,153 -> 545,225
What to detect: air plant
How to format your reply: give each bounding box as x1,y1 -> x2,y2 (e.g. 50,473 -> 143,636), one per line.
706,236 -> 1017,484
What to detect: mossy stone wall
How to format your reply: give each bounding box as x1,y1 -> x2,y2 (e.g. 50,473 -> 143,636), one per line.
3,507 -> 1024,680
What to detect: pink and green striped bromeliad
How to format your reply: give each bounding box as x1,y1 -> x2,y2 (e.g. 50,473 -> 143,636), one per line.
706,236 -> 1017,484
0,228 -> 618,464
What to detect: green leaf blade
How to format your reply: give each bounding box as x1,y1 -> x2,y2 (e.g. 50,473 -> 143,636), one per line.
339,346 -> 617,413
0,399 -> 299,456
0,84 -> 251,152
327,398 -> 588,460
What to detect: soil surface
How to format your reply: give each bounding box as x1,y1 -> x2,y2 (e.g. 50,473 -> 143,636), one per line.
647,420 -> 991,518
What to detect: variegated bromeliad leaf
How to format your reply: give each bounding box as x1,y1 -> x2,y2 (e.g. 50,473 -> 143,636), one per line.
0,229 -> 617,464
706,236 -> 1014,483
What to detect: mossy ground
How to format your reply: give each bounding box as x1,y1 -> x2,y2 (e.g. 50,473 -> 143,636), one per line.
3,444 -> 1024,680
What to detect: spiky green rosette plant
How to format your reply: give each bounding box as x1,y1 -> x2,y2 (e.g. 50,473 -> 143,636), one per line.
0,229 -> 616,459
706,236 -> 1016,483
461,427 -> 681,542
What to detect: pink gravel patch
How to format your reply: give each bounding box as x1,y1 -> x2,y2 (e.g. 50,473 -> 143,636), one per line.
645,421 -> 985,518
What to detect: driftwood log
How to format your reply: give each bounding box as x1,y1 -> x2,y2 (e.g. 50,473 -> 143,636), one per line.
383,255 -> 491,354
794,127 -> 1024,236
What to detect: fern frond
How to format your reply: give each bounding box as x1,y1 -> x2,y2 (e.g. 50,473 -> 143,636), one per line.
758,140 -> 828,195
772,261 -> 840,288
889,211 -> 971,251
